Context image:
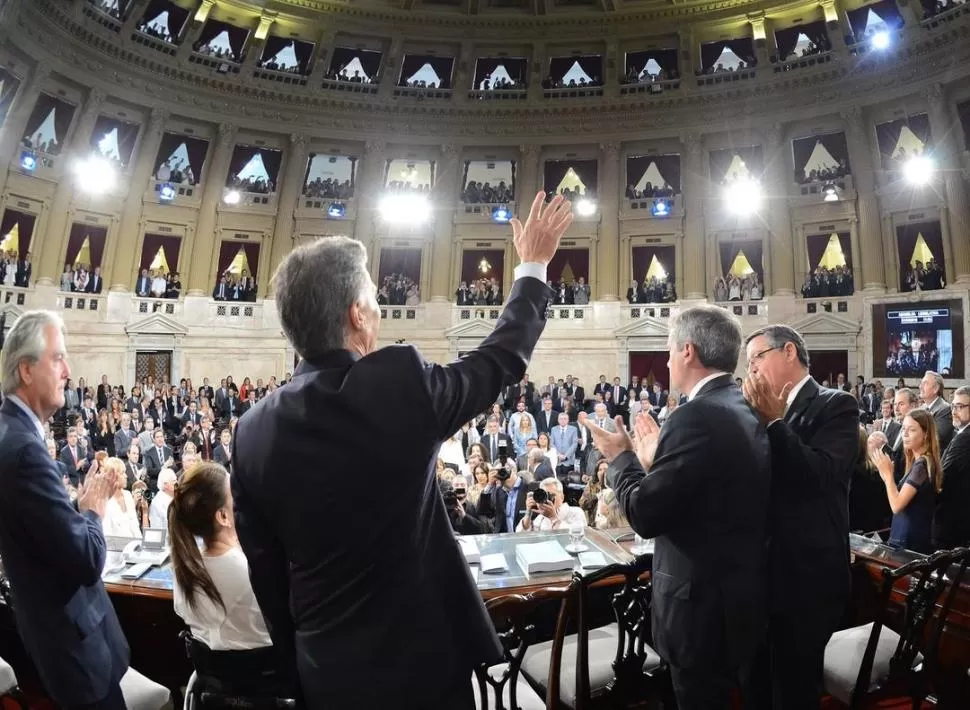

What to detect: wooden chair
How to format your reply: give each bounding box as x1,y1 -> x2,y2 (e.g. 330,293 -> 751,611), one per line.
823,546 -> 970,709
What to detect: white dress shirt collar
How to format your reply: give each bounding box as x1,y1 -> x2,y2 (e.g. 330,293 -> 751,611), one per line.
924,396 -> 941,411
688,372 -> 731,402
787,374 -> 814,410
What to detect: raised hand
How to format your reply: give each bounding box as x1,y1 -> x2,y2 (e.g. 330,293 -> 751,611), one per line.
510,191 -> 574,265
743,372 -> 792,424
632,412 -> 661,470
77,471 -> 112,518
580,413 -> 633,463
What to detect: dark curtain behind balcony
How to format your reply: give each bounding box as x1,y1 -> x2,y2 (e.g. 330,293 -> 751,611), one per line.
718,238 -> 764,280
22,94 -> 76,147
632,245 -> 675,282
847,0 -> 904,38
875,114 -> 932,163
226,146 -> 283,186
141,0 -> 190,40
65,223 -> 107,269
154,132 -> 209,183
548,248 -> 589,282
398,55 -> 455,88
461,249 -> 504,285
543,159 -> 598,196
90,116 -> 140,166
896,220 -> 944,288
139,233 -> 181,273
628,352 -> 669,390
378,248 -> 422,285
958,100 -> 970,151
774,20 -> 830,60
472,57 -> 527,88
216,241 -> 261,279
0,68 -> 22,127
0,209 -> 36,257
699,38 -> 756,71
624,49 -> 679,77
806,232 -> 853,270
709,146 -> 764,183
329,48 -> 383,78
792,132 -> 850,181
261,37 -> 314,74
625,155 -> 681,192
196,19 -> 249,61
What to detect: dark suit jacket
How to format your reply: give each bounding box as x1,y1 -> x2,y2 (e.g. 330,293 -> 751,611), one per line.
221,396 -> 240,419
934,428 -> 970,548
144,444 -> 172,489
535,408 -> 560,435
481,432 -> 512,463
231,275 -> 552,707
532,460 -> 555,482
927,398 -> 955,451
85,275 -> 103,294
608,374 -> 771,671
96,383 -> 110,410
765,378 -> 858,607
0,400 -> 128,705
490,478 -> 534,532
58,444 -> 88,487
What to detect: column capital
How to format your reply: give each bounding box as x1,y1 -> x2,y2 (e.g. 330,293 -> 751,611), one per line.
365,139 -> 386,156
840,105 -> 865,128
440,144 -> 462,162
149,107 -> 170,134
86,87 -> 107,111
519,144 -> 541,159
682,133 -> 704,157
30,60 -> 51,86
765,122 -> 785,148
921,83 -> 946,111
217,122 -> 236,141
289,132 -> 309,151
600,142 -> 622,157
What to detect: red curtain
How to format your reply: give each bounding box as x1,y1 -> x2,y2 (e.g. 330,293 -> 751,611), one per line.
461,248 -> 504,284
139,233 -> 181,272
628,352 -> 670,391
242,243 -> 260,278
0,209 -> 36,257
378,247 -> 422,284
809,350 -> 848,386
65,223 -> 107,268
632,245 -> 676,283
547,248 -> 589,282
216,241 -> 237,278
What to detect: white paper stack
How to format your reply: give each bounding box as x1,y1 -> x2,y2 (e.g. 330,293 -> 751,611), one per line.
578,551 -> 609,569
515,540 -> 575,576
458,537 -> 481,564
480,553 -> 509,573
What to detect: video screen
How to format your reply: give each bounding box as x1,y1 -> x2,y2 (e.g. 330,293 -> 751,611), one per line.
884,307 -> 952,377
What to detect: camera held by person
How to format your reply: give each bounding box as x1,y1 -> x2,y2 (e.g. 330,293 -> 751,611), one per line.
439,478 -> 491,535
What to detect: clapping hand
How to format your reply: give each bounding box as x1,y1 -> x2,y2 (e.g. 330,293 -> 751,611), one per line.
580,413 -> 633,462
511,191 -> 574,266
742,372 -> 792,424
77,471 -> 112,518
869,447 -> 895,483
631,412 -> 661,470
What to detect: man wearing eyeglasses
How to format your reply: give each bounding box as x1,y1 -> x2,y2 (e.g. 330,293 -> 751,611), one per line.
933,386 -> 970,548
742,325 -> 859,710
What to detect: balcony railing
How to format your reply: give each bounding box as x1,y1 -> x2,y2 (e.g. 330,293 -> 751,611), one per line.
149,179 -> 200,203
0,286 -> 28,308
625,194 -> 681,216
543,85 -> 604,99
714,299 -> 768,317
131,30 -> 177,56
133,297 -> 181,317
619,78 -> 682,96
772,51 -> 835,73
393,86 -> 453,100
921,2 -> 970,30
58,293 -> 104,312
696,67 -> 757,86
802,297 -> 853,315
458,202 -> 516,221
796,175 -> 854,198
380,305 -> 422,321
627,304 -> 676,319
189,52 -> 242,74
545,305 -> 590,321
466,89 -> 528,101
212,301 -> 261,321
82,3 -> 122,32
254,67 -> 309,86
321,79 -> 379,95
221,188 -> 278,210
455,306 -> 501,322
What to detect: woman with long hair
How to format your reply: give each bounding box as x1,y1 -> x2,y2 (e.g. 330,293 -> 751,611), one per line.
170,462 -> 273,650
92,409 -> 116,456
578,458 -> 609,526
468,462 -> 490,506
101,457 -> 142,538
596,489 -> 630,529
870,409 -> 941,553
513,415 -> 534,457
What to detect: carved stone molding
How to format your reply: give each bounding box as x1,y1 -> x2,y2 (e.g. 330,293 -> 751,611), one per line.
149,107 -> 169,133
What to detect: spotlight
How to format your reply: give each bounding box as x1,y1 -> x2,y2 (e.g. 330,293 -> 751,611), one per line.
903,156 -> 934,186
74,155 -> 117,194
223,189 -> 242,205
327,201 -> 347,218
575,198 -> 597,217
871,31 -> 891,50
723,178 -> 763,215
159,183 -> 176,203
651,199 -> 670,217
378,193 -> 432,225
822,183 -> 839,202
19,151 -> 36,173
491,205 -> 511,223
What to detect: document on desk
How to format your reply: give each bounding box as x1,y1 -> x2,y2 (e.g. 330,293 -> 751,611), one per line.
515,540 -> 575,575
458,537 -> 481,564
480,553 -> 509,574
578,551 -> 609,569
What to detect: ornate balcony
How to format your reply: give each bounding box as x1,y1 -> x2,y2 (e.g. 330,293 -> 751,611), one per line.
131,30 -> 177,57
466,89 -> 528,101
696,66 -> 757,86
321,79 -> 379,96
771,51 -> 835,73
619,78 -> 682,96
254,67 -> 309,87
133,297 -> 182,317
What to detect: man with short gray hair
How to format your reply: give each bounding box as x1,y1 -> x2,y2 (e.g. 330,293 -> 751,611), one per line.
919,370 -> 954,450
934,385 -> 970,548
233,192 -> 574,708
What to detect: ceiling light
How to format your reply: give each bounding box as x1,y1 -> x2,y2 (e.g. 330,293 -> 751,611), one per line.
723,178 -> 763,215
327,202 -> 347,218
223,189 -> 242,205
575,198 -> 597,217
903,156 -> 934,186
379,193 -> 432,225
74,155 -> 117,194
871,31 -> 891,50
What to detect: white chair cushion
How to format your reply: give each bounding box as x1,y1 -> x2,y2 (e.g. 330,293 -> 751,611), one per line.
473,665 -> 546,710
0,654 -> 17,694
823,622 -> 923,705
520,623 -> 662,709
121,667 -> 173,710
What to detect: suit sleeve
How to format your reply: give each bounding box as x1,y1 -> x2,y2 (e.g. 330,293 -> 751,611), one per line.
935,410 -> 955,451
606,407 -> 710,539
766,391 -> 859,492
421,275 -> 552,441
0,441 -> 106,588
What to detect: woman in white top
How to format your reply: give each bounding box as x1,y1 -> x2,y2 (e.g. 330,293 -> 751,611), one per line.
101,456 -> 142,538
658,393 -> 680,424
73,267 -> 89,293
151,270 -> 167,298
535,432 -> 558,468
170,462 -> 273,651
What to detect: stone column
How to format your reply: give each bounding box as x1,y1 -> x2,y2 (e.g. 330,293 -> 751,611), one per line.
604,39 -> 620,99
185,122 -> 236,296
0,61 -> 50,199
516,144 -> 541,206
430,145 -> 461,302
120,0 -> 150,36
36,87 -> 106,285
749,13 -> 770,66
175,14 -> 207,62
451,43 -> 475,103
379,39 -> 405,98
528,43 -> 547,101
925,83 -> 970,283
266,133 -> 310,296
765,123 -> 795,295
595,142 -> 621,301
309,29 -> 336,84
681,133 -> 707,299
841,107 -> 886,292
353,140 -> 387,255
109,107 -> 169,290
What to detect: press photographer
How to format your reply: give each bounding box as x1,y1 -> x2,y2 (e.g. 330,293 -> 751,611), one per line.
516,477 -> 586,531
439,478 -> 490,535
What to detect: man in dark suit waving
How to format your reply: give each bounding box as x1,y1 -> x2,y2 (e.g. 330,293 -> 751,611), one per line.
743,325 -> 859,710
231,192 -> 573,709
0,311 -> 129,708
585,305 -> 771,709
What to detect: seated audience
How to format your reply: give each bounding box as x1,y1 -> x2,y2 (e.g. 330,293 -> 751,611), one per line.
595,488 -> 629,529
150,468 -> 177,529
102,456 -> 142,538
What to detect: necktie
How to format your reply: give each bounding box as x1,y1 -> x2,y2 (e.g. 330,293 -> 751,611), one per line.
157,447 -> 163,462
70,447 -> 77,464
491,435 -> 497,461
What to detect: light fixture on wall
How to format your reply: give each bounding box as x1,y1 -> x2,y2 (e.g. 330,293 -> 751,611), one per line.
223,189 -> 242,205
903,155 -> 934,186
723,177 -> 763,215
651,199 -> 670,217
159,183 -> 176,203
822,183 -> 839,202
871,31 -> 891,51
19,151 -> 36,173
478,257 -> 492,274
575,198 -> 597,217
74,154 -> 117,194
327,201 -> 346,218
378,193 -> 431,225
491,205 -> 511,223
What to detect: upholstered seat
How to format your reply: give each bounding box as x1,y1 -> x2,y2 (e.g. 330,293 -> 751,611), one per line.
822,622 -> 923,705
474,665 -> 546,710
520,623 -> 662,708
0,654 -> 17,694
120,667 -> 173,710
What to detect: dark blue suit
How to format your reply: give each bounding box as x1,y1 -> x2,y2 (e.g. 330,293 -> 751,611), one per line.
231,275 -> 553,709
0,399 -> 129,707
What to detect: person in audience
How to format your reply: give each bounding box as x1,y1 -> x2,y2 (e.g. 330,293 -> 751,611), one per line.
852,426 -> 892,533
149,468 -> 177,530
550,412 -> 578,475
15,251 -> 31,288
743,325 -> 859,710
920,370 -> 954,451
467,462 -> 490,506
145,428 -> 173,491
170,462 -> 275,653
230,194 -> 572,708
214,428 -> 233,472
123,442 -> 143,489
135,268 -> 151,297
59,265 -> 73,292
578,457 -> 609,526
91,408 -> 116,456
595,487 -> 629,529
933,386 -> 970,548
101,456 -> 142,537
517,476 -> 585,531
585,304 -> 771,710
440,478 -> 490,535
0,310 -> 130,709
658,393 -> 679,424
59,426 -> 89,487
870,409 -> 940,553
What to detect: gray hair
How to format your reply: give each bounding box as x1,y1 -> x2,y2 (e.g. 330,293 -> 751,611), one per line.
895,388 -> 919,406
670,305 -> 743,373
953,385 -> 970,399
923,371 -> 944,396
540,477 -> 564,496
528,448 -> 546,465
1,310 -> 64,396
745,324 -> 810,368
272,236 -> 372,359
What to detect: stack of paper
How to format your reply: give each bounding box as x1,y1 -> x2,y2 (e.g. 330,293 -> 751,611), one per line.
458,537 -> 481,564
578,551 -> 609,569
515,540 -> 576,575
480,554 -> 509,573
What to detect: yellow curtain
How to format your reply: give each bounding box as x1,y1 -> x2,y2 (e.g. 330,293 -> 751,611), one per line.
645,254 -> 667,281
909,232 -> 935,267
560,260 -> 575,283
555,167 -> 586,194
0,224 -> 19,255
729,249 -> 755,277
149,246 -> 170,274
227,246 -> 251,276
75,236 -> 91,267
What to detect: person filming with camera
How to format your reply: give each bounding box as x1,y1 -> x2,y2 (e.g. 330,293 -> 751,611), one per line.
516,477 -> 586,532
440,478 -> 491,535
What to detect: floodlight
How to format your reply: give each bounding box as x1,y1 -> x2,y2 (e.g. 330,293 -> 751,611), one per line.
575,198 -> 597,217
378,193 -> 432,225
903,156 -> 934,186
723,178 -> 763,215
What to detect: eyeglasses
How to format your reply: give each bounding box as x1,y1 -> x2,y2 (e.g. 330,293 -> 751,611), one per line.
952,402 -> 970,411
746,346 -> 781,371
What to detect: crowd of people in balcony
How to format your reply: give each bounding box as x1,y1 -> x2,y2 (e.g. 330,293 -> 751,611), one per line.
0,251 -> 31,288
401,79 -> 443,90
325,67 -> 377,84
156,158 -> 196,185
621,67 -> 680,85
478,76 -> 523,92
625,182 -> 677,199
96,1 -> 122,19
229,175 -> 275,195
386,180 -> 431,195
923,0 -> 965,19
549,186 -> 594,202
549,277 -> 591,305
773,35 -> 832,63
713,273 -> 763,301
137,22 -> 174,43
798,159 -> 850,184
212,271 -> 257,302
455,278 -> 503,306
904,259 -> 946,291
135,268 -> 182,299
193,43 -> 237,62
60,264 -> 104,294
462,181 -> 514,204
541,75 -> 603,90
697,58 -> 757,76
257,58 -> 302,74
22,132 -> 61,156
303,177 -> 354,199
627,276 -> 676,304
799,265 -> 855,298
377,274 -> 420,306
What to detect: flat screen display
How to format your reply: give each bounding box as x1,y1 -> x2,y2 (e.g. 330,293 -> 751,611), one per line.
872,300 -> 964,379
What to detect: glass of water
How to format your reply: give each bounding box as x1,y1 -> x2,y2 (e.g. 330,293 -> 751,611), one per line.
567,523 -> 587,552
